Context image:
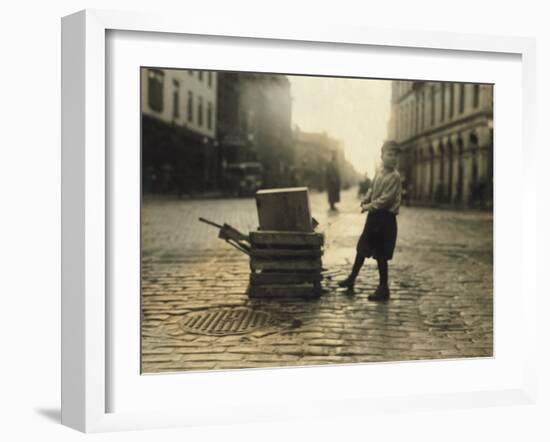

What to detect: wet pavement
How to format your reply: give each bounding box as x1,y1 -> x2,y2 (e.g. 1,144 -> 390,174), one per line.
141,188 -> 493,373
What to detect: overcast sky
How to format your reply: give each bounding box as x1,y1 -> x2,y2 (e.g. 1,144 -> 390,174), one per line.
288,75 -> 392,177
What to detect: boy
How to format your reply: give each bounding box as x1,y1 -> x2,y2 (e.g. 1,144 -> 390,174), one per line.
338,141 -> 401,301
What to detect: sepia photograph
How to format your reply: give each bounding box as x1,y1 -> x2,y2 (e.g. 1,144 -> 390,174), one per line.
140,68 -> 494,374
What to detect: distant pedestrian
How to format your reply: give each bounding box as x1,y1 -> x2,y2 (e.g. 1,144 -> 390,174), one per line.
325,152 -> 341,211
338,141 -> 401,301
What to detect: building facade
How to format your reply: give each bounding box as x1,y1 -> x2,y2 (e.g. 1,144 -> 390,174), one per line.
292,128 -> 359,191
141,68 -> 218,194
217,72 -> 293,188
387,80 -> 493,207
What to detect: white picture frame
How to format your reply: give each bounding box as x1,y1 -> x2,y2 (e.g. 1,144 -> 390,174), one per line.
61,9 -> 537,433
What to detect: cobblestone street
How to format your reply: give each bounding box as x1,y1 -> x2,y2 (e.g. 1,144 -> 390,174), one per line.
141,188 -> 493,373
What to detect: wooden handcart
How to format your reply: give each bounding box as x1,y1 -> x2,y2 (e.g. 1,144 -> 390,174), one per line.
200,187 -> 324,299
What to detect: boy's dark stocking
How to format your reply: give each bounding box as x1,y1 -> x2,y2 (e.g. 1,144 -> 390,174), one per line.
338,253 -> 365,288
376,259 -> 388,287
351,254 -> 366,280
369,258 -> 390,301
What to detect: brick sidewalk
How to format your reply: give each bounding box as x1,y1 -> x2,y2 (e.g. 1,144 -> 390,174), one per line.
141,189 -> 493,373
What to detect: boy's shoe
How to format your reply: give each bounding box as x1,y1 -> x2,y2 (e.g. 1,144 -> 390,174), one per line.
368,285 -> 390,301
337,277 -> 355,288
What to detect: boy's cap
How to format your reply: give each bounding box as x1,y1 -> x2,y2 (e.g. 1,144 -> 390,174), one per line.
381,140 -> 400,153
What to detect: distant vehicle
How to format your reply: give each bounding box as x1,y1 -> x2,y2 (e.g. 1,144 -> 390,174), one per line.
224,162 -> 264,196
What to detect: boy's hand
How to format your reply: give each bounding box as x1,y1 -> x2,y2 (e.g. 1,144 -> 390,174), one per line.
360,190 -> 372,207
360,202 -> 370,213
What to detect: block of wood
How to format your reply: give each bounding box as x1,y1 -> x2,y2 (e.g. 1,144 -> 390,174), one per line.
249,230 -> 324,247
248,283 -> 321,299
255,187 -> 312,232
250,257 -> 322,272
250,272 -> 323,286
249,248 -> 323,258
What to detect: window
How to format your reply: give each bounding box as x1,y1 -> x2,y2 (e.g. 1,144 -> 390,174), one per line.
188,70 -> 193,76
415,96 -> 420,134
430,85 -> 436,126
440,83 -> 445,122
449,83 -> 455,119
207,102 -> 213,130
187,91 -> 193,122
172,79 -> 180,120
459,83 -> 465,113
198,71 -> 204,81
406,102 -> 410,137
208,72 -> 213,88
401,104 -> 405,139
421,91 -> 425,131
147,69 -> 164,112
405,103 -> 409,136
409,102 -> 414,136
395,107 -> 400,139
402,104 -> 406,138
198,96 -> 204,126
473,84 -> 480,108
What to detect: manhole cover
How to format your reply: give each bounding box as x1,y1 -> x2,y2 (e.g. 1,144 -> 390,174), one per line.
178,307 -> 274,336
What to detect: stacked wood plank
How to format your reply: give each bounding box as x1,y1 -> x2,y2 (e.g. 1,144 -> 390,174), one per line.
248,188 -> 323,299
255,187 -> 313,232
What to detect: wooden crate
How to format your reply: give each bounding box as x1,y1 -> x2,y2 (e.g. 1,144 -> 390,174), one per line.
255,187 -> 312,232
250,272 -> 322,286
250,230 -> 324,248
250,256 -> 322,272
246,223 -> 324,300
248,283 -> 321,299
250,248 -> 323,259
